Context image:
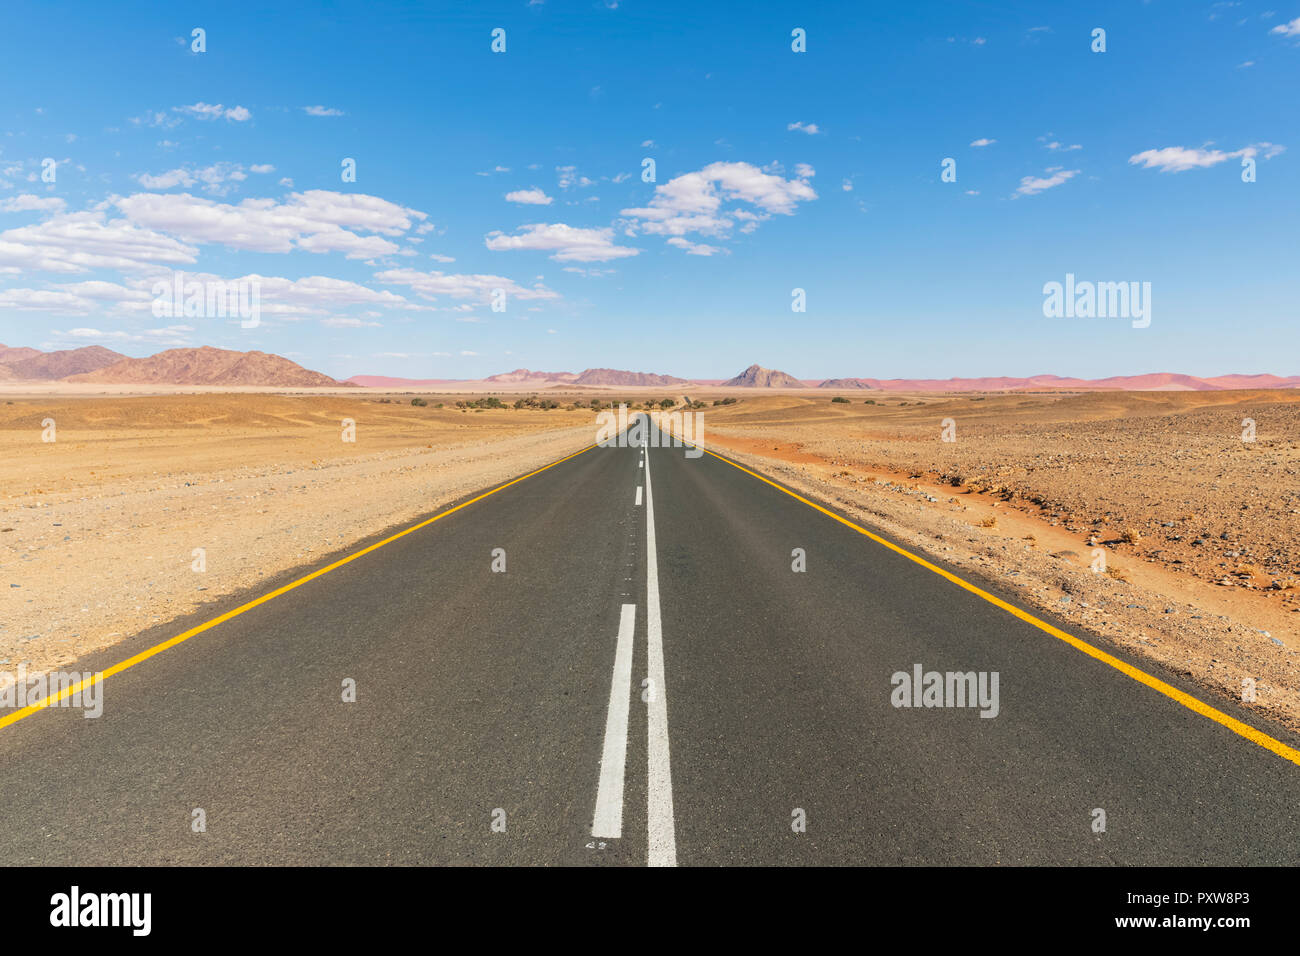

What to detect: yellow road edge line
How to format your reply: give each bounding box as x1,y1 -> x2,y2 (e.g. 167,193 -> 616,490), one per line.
694,441 -> 1300,769
0,442 -> 598,732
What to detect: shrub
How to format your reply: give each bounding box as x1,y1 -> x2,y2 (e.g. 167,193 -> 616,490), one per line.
831,396 -> 849,404
410,397 -> 427,406
660,398 -> 676,409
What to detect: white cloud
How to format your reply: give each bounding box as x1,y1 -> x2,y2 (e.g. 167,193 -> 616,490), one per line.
787,121 -> 821,135
375,267 -> 559,302
130,111 -> 182,129
250,164 -> 275,174
505,187 -> 554,205
1045,141 -> 1082,151
557,165 -> 594,189
620,160 -> 817,242
0,210 -> 198,274
0,288 -> 99,313
429,253 -> 455,263
1013,167 -> 1080,196
794,163 -> 815,178
0,194 -> 67,213
970,138 -> 996,147
666,237 -> 725,256
303,106 -> 345,116
321,316 -> 381,328
52,325 -> 194,346
1269,16 -> 1300,35
176,102 -> 251,122
484,222 -> 638,262
841,179 -> 853,192
115,190 -> 428,258
135,162 -> 251,194
1128,143 -> 1284,172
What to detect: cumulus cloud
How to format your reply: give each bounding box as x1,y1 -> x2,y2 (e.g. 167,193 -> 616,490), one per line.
375,267 -> 559,302
970,138 -> 996,147
505,187 -> 554,205
114,190 -> 428,258
1128,143 -> 1285,172
50,325 -> 194,346
0,210 -> 198,274
175,102 -> 251,122
620,160 -> 817,245
666,237 -> 725,256
135,162 -> 252,194
0,194 -> 67,213
1269,16 -> 1300,36
484,222 -> 638,262
787,121 -> 821,135
1013,167 -> 1080,196
0,288 -> 100,313
556,165 -> 594,189
303,106 -> 344,116
321,316 -> 381,328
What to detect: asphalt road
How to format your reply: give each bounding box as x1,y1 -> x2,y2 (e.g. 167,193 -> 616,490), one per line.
2,415 -> 1298,866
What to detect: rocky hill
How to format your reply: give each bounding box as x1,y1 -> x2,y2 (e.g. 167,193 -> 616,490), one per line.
722,364 -> 806,388
65,347 -> 348,387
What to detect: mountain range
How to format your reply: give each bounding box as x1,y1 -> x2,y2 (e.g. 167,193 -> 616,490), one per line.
0,344 -> 348,387
1,345 -> 1297,391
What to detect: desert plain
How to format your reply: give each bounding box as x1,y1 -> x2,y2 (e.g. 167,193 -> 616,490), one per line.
1,385 -> 1297,730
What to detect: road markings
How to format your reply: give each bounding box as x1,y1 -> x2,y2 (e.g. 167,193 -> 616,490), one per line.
592,603 -> 636,839
643,425 -> 679,866
0,442 -> 599,733
635,486 -> 643,506
692,442 -> 1300,770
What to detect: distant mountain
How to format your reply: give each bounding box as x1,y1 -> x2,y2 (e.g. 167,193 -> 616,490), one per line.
483,368 -> 579,384
851,373 -> 1300,392
573,368 -> 689,387
5,345 -> 126,380
0,344 -> 43,365
817,378 -> 874,389
722,364 -> 806,388
345,375 -> 464,387
65,347 -> 349,387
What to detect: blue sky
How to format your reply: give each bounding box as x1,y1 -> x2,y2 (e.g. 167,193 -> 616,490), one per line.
0,0 -> 1296,380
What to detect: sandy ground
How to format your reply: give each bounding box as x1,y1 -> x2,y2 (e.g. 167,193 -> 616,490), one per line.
679,390 -> 1300,731
0,394 -> 597,680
